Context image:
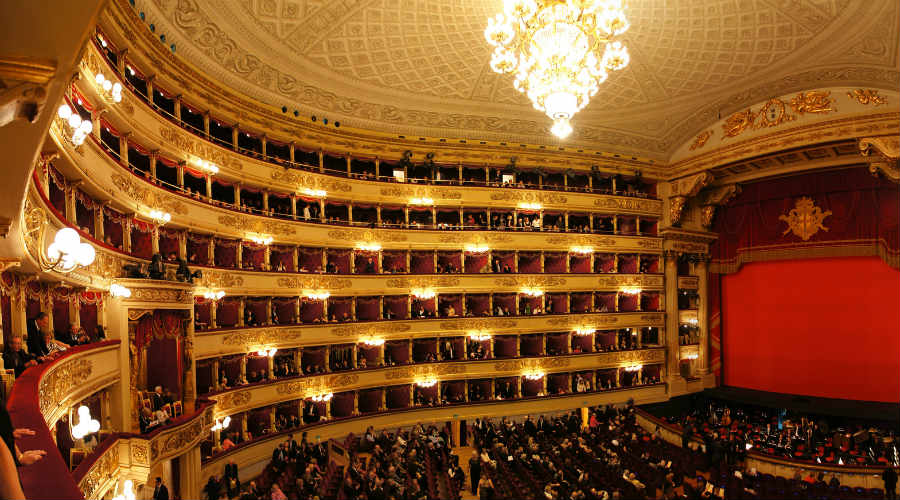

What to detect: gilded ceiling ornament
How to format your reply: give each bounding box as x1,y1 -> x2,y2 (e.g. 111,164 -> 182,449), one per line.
722,93 -> 840,140
689,130 -> 713,150
779,197 -> 832,241
789,91 -> 836,114
847,89 -> 887,106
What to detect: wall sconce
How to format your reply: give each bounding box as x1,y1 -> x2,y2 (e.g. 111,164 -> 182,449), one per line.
148,209 -> 171,226
416,378 -> 438,388
570,246 -> 594,254
524,371 -> 545,381
191,157 -> 219,175
302,188 -> 327,198
304,290 -> 330,300
211,415 -> 231,432
468,331 -> 492,341
624,363 -> 643,372
71,405 -> 100,439
42,227 -> 96,273
574,327 -> 595,336
619,286 -> 642,295
56,104 -> 93,146
202,290 -> 226,300
248,234 -> 273,245
93,72 -> 123,103
465,243 -> 490,253
518,202 -> 542,210
356,242 -> 382,252
360,337 -> 385,347
520,287 -> 544,297
109,283 -> 132,298
409,197 -> 434,206
685,317 -> 699,326
311,392 -> 333,402
111,480 -> 136,500
683,353 -> 698,360
255,347 -> 277,357
411,288 -> 436,300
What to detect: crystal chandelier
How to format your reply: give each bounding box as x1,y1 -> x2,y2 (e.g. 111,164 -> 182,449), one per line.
485,0 -> 630,138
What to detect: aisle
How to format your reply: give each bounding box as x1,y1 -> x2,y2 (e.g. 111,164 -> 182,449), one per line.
450,446 -> 478,500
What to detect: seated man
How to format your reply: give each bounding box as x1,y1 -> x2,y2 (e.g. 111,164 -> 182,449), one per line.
32,330 -> 69,361
2,336 -> 38,377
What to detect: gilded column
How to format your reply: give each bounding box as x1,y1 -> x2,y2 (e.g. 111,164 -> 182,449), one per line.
697,255 -> 711,376
663,250 -> 683,393
178,447 -> 202,500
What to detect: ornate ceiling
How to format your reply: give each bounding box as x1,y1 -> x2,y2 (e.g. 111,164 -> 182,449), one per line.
144,0 -> 899,159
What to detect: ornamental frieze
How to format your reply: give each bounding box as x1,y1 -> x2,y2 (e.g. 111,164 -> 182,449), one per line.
214,390 -> 252,411
327,373 -> 359,388
270,169 -> 352,192
78,442 -> 118,500
110,172 -> 188,215
439,318 -> 517,331
276,378 -> 314,396
546,315 -> 619,328
221,327 -> 303,346
608,349 -> 666,364
276,276 -> 352,289
327,229 -> 407,242
635,239 -> 663,250
384,277 -> 461,289
331,323 -> 412,337
217,214 -> 297,236
639,314 -> 665,323
677,277 -> 699,290
493,357 -> 571,372
545,235 -> 617,247
385,364 -> 466,380
156,418 -> 205,460
493,276 -> 567,288
130,443 -> 149,465
159,126 -> 243,170
129,287 -> 193,304
379,186 -> 462,200
722,92 -> 837,139
597,275 -> 663,288
39,359 -> 92,417
438,233 -> 513,244
488,191 -> 567,205
200,270 -> 245,288
593,197 -> 662,213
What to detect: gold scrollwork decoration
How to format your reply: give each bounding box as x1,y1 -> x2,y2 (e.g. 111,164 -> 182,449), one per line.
689,130 -> 713,150
847,89 -> 887,106
78,443 -> 118,500
384,277 -> 460,289
217,214 -> 296,236
110,172 -> 188,215
214,390 -> 252,411
779,197 -> 832,241
222,327 -> 303,346
277,276 -> 352,289
39,359 -> 93,416
331,323 -> 412,337
439,318 -> 517,330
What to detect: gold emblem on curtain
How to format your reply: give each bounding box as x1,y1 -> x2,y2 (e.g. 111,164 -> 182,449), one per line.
779,197 -> 832,241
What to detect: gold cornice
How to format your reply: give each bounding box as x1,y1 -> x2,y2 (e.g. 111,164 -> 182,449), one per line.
0,56 -> 56,84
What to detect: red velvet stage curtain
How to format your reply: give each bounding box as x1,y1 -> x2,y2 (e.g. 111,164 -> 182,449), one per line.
411,251 -> 435,273
571,292 -> 592,313
618,293 -> 638,312
464,252 -> 489,273
300,299 -> 324,323
466,294 -> 490,316
640,292 -> 660,312
548,293 -> 568,314
572,334 -> 592,353
217,299 -> 239,327
359,388 -> 383,413
709,272 -> 723,384
386,341 -> 411,364
299,247 -> 323,272
722,257 -> 900,403
242,244 -> 265,269
384,296 -> 409,319
595,253 -> 616,273
194,299 -> 211,329
78,292 -> 101,340
493,294 -> 515,313
130,219 -> 154,259
618,254 -> 638,274
51,288 -> 71,338
270,246 -> 294,271
187,233 -> 211,265
520,334 -> 543,356
103,207 -> 125,249
214,239 -> 239,268
548,373 -> 569,394
356,297 -> 380,321
596,293 -> 616,312
711,167 -> 899,272
570,255 -> 591,273
137,311 -> 185,398
327,249 -> 351,274
382,251 -> 407,273
158,228 -> 180,260
273,298 -> 297,324
494,336 -> 517,357
331,392 -> 354,417
544,252 -> 566,273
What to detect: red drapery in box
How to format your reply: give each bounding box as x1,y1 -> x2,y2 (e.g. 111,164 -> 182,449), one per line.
358,389 -> 383,413
548,373 -> 569,394
273,298 -> 297,324
494,336 -> 517,357
618,216 -> 637,235
382,251 -> 407,273
299,247 -> 323,272
464,252 -> 489,273
300,298 -> 324,323
329,297 -> 352,321
74,191 -> 95,235
595,293 -> 616,312
214,239 -> 239,268
438,294 -> 461,316
246,356 -> 268,378
358,344 -> 380,365
519,295 -> 543,314
242,243 -> 266,269
194,299 -> 211,328
270,246 -> 294,271
386,341 -> 410,364
354,251 -> 380,274
572,334 -> 592,353
547,333 -> 568,354
248,407 -> 271,437
520,334 -> 543,356
570,254 -> 591,273
51,288 -> 71,338
493,294 -> 515,313
386,385 -> 410,409
517,252 -> 540,273
711,166 -> 899,272
596,330 -> 616,350
618,254 -> 638,274
437,251 -> 461,270
78,292 -> 101,340
412,339 -> 436,361
331,392 -> 354,417
641,255 -> 660,273
217,299 -> 239,327
466,294 -> 490,316
384,296 -> 409,319
548,293 -> 568,314
411,251 -> 435,274
301,348 -> 325,369
410,297 -> 435,314
640,292 -> 660,311
522,377 -> 542,397
618,293 -> 638,312
327,249 -> 351,274
356,297 -> 380,321
571,292 -> 592,313
130,219 -> 154,259
136,311 -> 185,399
187,233 -> 211,265
245,299 -> 267,324
595,253 -> 616,273
196,361 -> 214,394
103,207 -> 125,249
158,228 -> 180,260
443,381 -> 465,400
544,252 -> 566,273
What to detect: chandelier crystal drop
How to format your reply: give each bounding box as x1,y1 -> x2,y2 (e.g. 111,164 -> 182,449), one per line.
485,0 -> 631,138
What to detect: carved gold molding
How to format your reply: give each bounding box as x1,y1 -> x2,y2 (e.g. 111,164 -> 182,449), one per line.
722,92 -> 837,139
385,277 -> 461,288
0,56 -> 55,126
330,323 -> 412,337
39,359 -> 92,417
222,327 -> 303,347
276,276 -> 353,289
847,89 -> 888,106
698,184 -> 741,229
78,442 -> 118,500
596,275 -> 663,288
111,172 -> 188,215
217,214 -> 296,236
859,135 -> 900,183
